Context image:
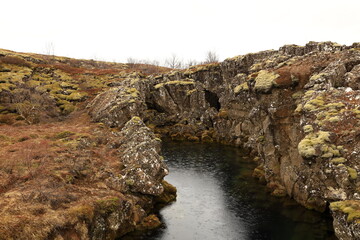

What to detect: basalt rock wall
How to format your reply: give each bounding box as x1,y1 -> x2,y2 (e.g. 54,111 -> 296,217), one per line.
88,41 -> 360,239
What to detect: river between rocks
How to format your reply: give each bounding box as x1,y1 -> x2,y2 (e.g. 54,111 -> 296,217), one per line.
124,141 -> 336,240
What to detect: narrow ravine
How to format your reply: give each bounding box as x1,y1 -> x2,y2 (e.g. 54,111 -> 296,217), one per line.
124,141 -> 336,240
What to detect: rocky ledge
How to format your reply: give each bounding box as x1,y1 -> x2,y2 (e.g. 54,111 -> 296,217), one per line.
88,41 -> 360,239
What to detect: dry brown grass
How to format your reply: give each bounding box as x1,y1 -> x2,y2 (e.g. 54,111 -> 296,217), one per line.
0,112 -> 127,238
0,56 -> 32,68
126,63 -> 171,75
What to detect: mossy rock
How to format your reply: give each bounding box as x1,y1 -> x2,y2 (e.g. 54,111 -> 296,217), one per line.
26,80 -> 42,88
60,81 -> 76,89
154,80 -> 194,89
125,87 -> 139,98
347,167 -> 358,180
330,200 -> 360,222
252,167 -> 266,183
309,73 -> 327,82
295,104 -> 303,113
95,197 -> 121,215
130,116 -> 142,124
135,214 -> 161,231
303,125 -> 313,133
234,82 -> 249,93
303,96 -> 325,112
321,152 -> 333,158
66,92 -> 87,101
254,70 -> 279,93
0,71 -> 28,84
59,102 -> 76,115
325,102 -> 345,109
46,83 -> 62,94
0,82 -> 16,92
155,180 -> 177,204
327,116 -> 340,122
330,157 -> 347,164
291,91 -> 303,100
298,131 -> 331,158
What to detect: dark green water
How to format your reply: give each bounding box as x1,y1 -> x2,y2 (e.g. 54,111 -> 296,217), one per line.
125,141 -> 336,240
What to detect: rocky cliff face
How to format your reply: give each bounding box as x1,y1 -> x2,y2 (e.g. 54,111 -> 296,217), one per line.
88,41 -> 360,239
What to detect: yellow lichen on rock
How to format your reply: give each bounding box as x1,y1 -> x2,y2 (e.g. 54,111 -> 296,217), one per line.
298,131 -> 331,158
309,72 -> 327,82
254,70 -> 280,93
330,157 -> 347,164
130,116 -> 142,124
154,80 -> 195,89
0,82 -> 16,92
303,125 -> 314,133
234,82 -> 249,93
66,92 -> 88,101
186,89 -> 197,96
347,167 -> 358,180
330,200 -> 360,222
125,87 -> 139,98
303,96 -> 325,111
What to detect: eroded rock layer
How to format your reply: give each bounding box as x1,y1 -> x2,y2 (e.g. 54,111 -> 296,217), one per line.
88,41 -> 360,239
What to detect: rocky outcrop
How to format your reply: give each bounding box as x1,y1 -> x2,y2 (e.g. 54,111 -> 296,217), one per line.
330,200 -> 360,239
87,117 -> 172,239
87,76 -> 151,128
88,41 -> 360,239
115,116 -> 168,196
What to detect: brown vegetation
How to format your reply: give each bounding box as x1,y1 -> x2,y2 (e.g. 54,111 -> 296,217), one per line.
0,113 -> 125,238
0,47 -> 174,238
0,55 -> 32,68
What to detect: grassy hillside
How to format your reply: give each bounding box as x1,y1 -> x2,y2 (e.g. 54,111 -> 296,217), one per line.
0,49 -> 174,239
0,48 -> 170,125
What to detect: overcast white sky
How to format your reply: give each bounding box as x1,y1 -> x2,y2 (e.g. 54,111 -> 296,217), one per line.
1,0 -> 360,64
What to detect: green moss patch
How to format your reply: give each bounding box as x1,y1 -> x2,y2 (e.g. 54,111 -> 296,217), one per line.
298,131 -> 331,158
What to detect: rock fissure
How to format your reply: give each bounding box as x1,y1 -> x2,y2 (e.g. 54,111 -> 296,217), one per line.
86,41 -> 360,239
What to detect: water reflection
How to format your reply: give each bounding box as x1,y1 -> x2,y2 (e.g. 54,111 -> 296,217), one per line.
158,168 -> 248,240
125,141 -> 335,240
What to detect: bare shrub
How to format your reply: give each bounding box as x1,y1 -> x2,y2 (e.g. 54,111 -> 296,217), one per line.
165,54 -> 183,69
11,89 -> 59,124
204,51 -> 219,64
185,59 -> 200,68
